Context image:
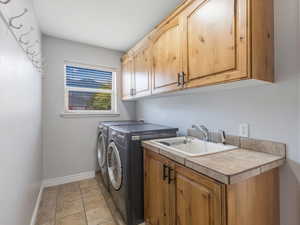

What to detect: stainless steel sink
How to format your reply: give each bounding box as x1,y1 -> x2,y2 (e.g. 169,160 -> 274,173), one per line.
152,136 -> 238,157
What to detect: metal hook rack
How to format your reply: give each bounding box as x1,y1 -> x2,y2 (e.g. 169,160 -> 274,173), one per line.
18,26 -> 34,45
0,1 -> 44,73
8,8 -> 28,29
0,0 -> 11,4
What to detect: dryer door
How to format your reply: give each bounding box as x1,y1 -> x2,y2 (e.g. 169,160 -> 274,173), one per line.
97,133 -> 106,168
107,142 -> 122,190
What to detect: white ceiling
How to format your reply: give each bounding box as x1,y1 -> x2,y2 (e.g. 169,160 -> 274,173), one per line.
33,0 -> 183,51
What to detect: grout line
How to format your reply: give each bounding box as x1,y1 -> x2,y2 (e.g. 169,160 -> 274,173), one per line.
54,185 -> 60,225
79,182 -> 89,225
95,175 -> 123,225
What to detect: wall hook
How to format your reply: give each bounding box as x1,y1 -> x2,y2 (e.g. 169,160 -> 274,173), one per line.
26,44 -> 37,56
27,49 -> 36,56
0,0 -> 11,4
32,59 -> 39,65
33,52 -> 40,57
31,52 -> 40,62
26,40 -> 39,53
18,26 -> 34,45
8,8 -> 28,29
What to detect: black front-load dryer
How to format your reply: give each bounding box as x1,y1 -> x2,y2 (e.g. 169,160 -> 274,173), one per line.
97,121 -> 144,191
107,124 -> 178,225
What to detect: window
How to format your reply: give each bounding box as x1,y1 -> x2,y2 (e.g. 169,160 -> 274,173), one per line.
64,63 -> 118,114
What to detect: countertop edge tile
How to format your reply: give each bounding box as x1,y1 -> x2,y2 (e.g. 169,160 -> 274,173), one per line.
185,159 -> 229,184
142,140 -> 286,185
229,167 -> 261,184
260,158 -> 285,174
159,148 -> 186,165
142,142 -> 160,153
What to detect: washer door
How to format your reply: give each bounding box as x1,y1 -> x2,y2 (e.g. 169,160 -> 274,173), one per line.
97,133 -> 106,168
107,142 -> 122,190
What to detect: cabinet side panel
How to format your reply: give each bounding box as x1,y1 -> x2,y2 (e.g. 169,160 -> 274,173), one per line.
227,168 -> 279,225
251,0 -> 274,82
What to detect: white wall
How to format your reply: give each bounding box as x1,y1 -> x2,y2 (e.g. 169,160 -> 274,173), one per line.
0,1 -> 42,225
137,0 -> 300,224
42,35 -> 136,179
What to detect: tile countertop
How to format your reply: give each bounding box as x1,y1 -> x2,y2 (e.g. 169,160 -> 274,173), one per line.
142,137 -> 286,185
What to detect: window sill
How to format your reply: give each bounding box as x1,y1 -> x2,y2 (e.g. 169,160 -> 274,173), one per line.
60,112 -> 120,118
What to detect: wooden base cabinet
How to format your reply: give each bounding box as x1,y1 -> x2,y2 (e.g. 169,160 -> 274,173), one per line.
175,166 -> 224,225
144,149 -> 279,225
144,150 -> 175,225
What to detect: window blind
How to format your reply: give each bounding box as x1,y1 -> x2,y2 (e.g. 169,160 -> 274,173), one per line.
66,65 -> 112,89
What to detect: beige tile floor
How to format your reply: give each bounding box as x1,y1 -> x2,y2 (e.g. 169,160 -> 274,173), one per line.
36,178 -> 116,225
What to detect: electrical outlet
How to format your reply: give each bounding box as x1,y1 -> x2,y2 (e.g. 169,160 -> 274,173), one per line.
239,123 -> 249,137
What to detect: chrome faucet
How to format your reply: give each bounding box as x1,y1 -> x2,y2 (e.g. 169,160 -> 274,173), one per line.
192,124 -> 209,141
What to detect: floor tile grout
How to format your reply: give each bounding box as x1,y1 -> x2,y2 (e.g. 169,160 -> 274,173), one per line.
54,185 -> 59,225
37,178 -> 117,225
79,183 -> 89,225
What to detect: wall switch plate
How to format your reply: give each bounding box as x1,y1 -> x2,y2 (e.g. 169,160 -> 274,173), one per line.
239,123 -> 249,137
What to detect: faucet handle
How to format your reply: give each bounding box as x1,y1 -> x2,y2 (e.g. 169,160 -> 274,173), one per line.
200,125 -> 209,133
219,129 -> 226,145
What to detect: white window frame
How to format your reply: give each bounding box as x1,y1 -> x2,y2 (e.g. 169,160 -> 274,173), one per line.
63,62 -> 119,116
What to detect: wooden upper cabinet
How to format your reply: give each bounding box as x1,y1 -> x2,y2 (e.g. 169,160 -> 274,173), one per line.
133,47 -> 151,97
122,56 -> 134,100
122,0 -> 274,100
175,165 -> 224,225
181,0 -> 248,88
151,17 -> 183,94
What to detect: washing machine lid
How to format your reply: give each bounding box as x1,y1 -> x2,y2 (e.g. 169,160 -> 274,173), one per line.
97,134 -> 106,167
98,120 -> 144,129
107,142 -> 122,190
109,123 -> 178,134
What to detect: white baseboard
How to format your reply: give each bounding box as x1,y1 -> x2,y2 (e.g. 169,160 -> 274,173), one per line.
42,171 -> 95,187
30,184 -> 43,225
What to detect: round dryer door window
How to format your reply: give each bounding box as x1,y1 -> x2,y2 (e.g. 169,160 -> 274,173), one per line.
97,134 -> 106,167
107,142 -> 122,190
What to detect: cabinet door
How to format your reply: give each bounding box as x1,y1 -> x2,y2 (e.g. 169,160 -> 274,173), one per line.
122,57 -> 133,99
151,17 -> 183,94
133,47 -> 151,97
181,0 -> 248,88
175,165 -> 224,225
144,150 -> 174,225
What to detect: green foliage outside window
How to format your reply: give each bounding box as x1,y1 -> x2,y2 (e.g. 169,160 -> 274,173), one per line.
87,93 -> 111,110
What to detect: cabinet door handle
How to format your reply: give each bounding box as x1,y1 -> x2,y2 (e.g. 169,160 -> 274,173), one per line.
177,72 -> 186,87
163,164 -> 168,181
130,88 -> 136,96
177,73 -> 181,86
181,72 -> 186,86
168,167 -> 175,184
